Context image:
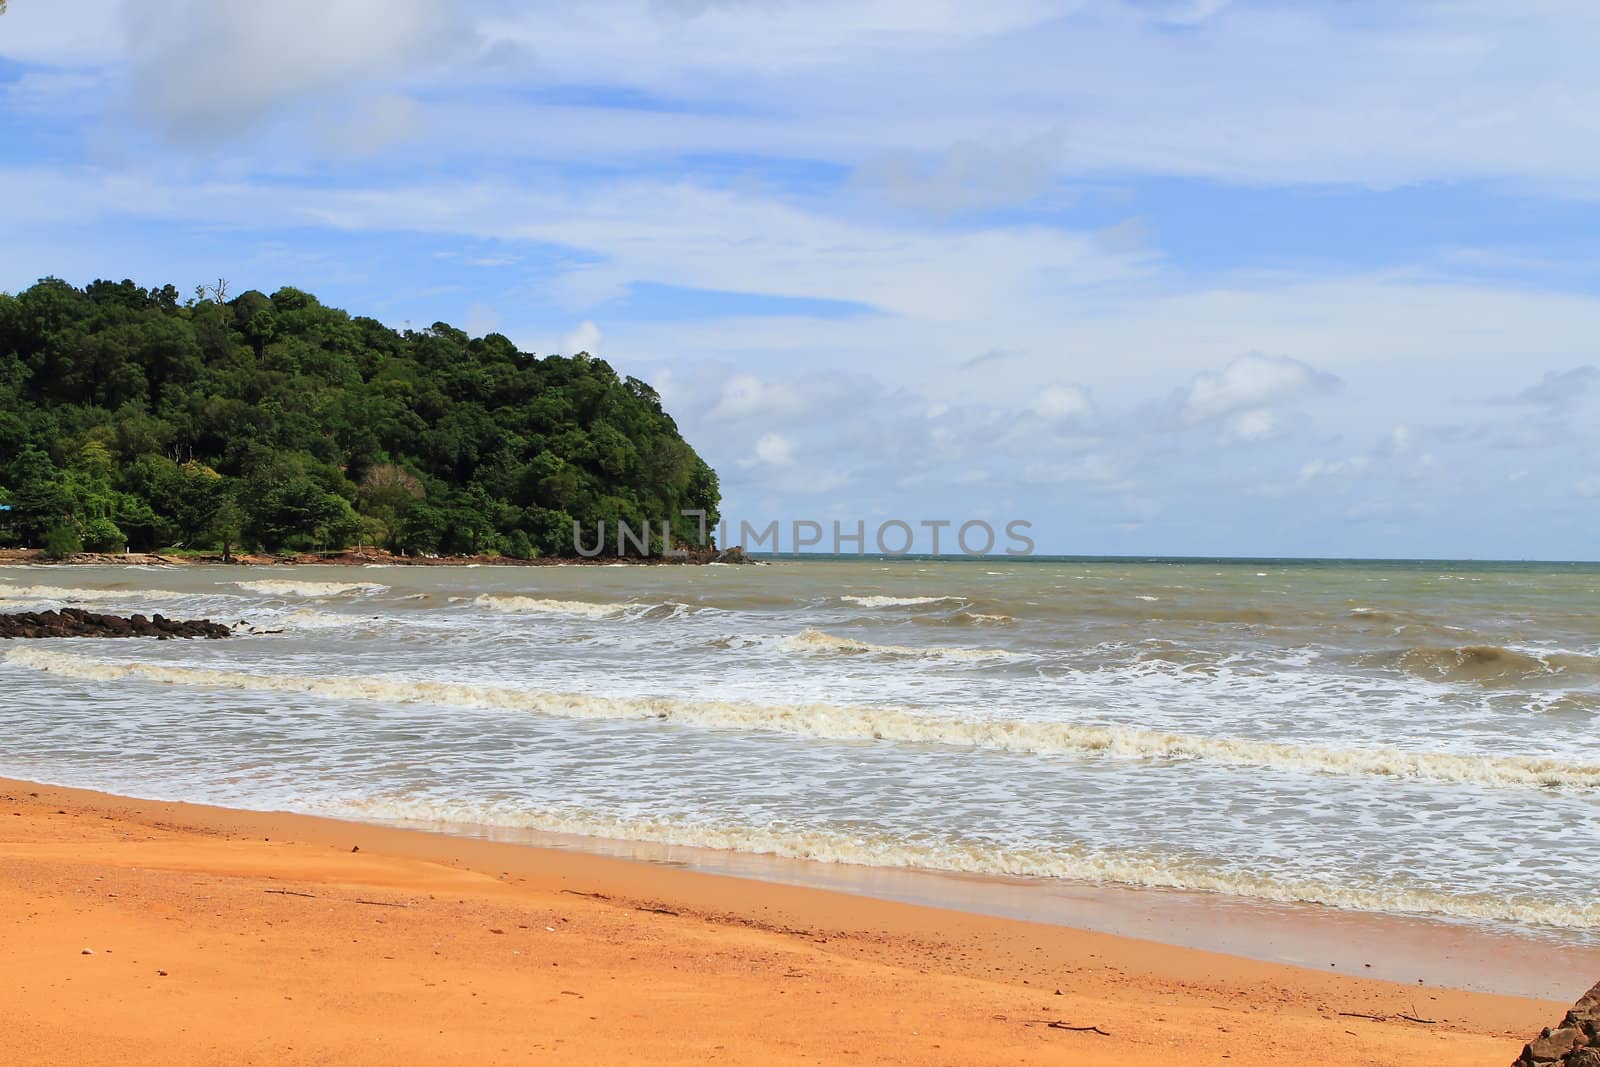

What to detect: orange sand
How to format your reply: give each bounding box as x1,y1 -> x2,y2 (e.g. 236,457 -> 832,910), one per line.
0,777 -> 1564,1065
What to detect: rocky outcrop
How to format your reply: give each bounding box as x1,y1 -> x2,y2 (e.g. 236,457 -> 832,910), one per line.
1513,981 -> 1600,1066
0,608 -> 230,640
676,544 -> 751,564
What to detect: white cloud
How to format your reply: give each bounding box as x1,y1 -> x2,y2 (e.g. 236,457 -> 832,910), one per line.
11,3 -> 1600,554
705,375 -> 815,422
559,320 -> 602,355
1515,365 -> 1600,409
451,1 -> 1600,190
852,132 -> 1064,216
753,432 -> 795,466
1033,384 -> 1095,420
1179,354 -> 1340,425
124,0 -> 467,143
1222,408 -> 1279,442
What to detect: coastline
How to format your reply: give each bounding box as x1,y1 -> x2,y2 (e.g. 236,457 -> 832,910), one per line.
0,548 -> 749,568
0,775 -> 1568,1065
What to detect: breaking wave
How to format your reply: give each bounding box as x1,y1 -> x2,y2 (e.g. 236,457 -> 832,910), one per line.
1388,645 -> 1600,686
474,594 -> 625,618
229,580 -> 387,598
841,595 -> 965,608
8,647 -> 1597,792
333,797 -> 1600,931
780,629 -> 1019,662
910,609 -> 1015,627
473,595 -> 644,619
235,608 -> 360,633
472,594 -> 707,621
0,584 -> 189,604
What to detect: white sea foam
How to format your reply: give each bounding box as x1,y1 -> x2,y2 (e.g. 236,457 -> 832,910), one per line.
841,595 -> 964,608
473,595 -> 627,618
472,594 -> 706,621
0,584 -> 188,604
780,629 -> 1018,662
237,608 -> 357,633
230,580 -> 386,598
9,647 -> 1597,793
334,797 -> 1600,931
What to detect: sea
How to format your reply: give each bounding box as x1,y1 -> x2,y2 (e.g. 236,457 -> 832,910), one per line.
3,556 -> 1597,989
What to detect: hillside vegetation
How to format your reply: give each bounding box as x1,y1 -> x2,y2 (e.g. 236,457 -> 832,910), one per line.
0,278 -> 719,558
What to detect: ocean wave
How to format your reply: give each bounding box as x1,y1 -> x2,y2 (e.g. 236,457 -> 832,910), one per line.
473,595 -> 629,619
910,609 -> 1015,627
9,647 -> 1597,792
236,608 -> 358,633
229,580 -> 386,598
840,595 -> 965,608
1387,645 -> 1600,686
333,797 -> 1600,931
780,629 -> 1018,662
0,584 -> 188,604
472,595 -> 707,621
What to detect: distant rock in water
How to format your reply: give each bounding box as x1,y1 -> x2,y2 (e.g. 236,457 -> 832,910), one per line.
1511,979 -> 1600,1067
0,608 -> 230,640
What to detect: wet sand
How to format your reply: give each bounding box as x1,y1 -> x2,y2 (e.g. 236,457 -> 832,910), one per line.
0,777 -> 1568,1065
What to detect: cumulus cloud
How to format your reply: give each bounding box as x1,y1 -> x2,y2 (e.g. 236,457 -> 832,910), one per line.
1270,425 -> 1440,498
1032,384 -> 1095,420
1515,365 -> 1599,409
559,320 -> 602,355
14,0 -> 1600,554
706,375 -> 817,422
1222,407 -> 1279,442
753,432 -> 795,465
1178,354 -> 1340,426
125,0 -> 469,143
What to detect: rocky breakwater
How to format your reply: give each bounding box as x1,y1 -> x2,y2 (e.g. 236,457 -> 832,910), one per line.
0,608 -> 230,640
1513,981 -> 1600,1067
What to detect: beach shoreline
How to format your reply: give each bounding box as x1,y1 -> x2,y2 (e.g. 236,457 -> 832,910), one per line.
0,774 -> 1572,1065
0,547 -> 750,568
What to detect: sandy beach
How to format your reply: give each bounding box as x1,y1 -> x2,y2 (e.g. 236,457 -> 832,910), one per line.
0,776 -> 1565,1066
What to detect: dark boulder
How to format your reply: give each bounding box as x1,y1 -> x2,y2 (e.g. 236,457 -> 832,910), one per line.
0,608 -> 230,640
1513,981 -> 1600,1067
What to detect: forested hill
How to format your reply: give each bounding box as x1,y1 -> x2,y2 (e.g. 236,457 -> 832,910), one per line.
0,278 -> 720,558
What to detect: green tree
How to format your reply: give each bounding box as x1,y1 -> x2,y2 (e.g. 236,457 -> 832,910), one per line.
0,277 -> 720,557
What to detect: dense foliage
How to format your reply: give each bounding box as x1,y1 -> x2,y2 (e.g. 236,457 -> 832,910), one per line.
0,278 -> 719,558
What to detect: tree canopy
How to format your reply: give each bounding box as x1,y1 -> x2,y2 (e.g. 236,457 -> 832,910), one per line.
0,278 -> 720,558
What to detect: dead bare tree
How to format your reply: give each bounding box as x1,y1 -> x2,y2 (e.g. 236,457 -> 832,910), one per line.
206,277 -> 231,304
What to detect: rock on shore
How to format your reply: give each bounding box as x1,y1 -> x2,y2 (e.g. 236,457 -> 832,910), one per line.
0,608 -> 230,640
1512,980 -> 1600,1066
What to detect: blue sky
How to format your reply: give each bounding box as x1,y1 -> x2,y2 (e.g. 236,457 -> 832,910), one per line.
3,0 -> 1599,558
